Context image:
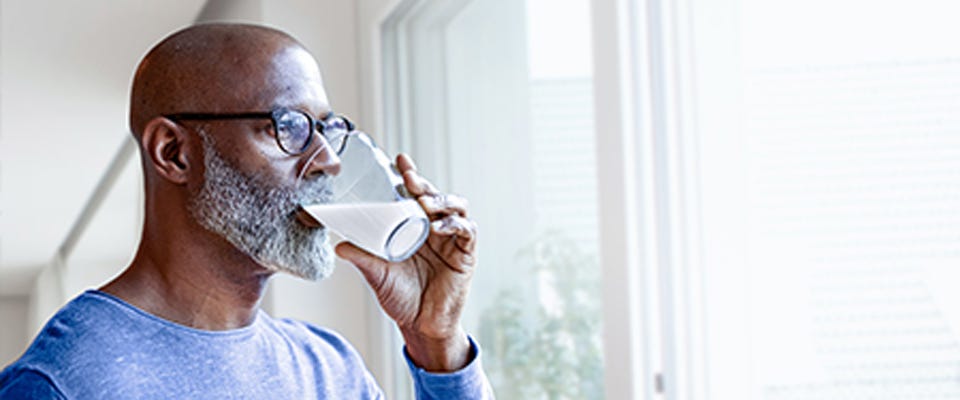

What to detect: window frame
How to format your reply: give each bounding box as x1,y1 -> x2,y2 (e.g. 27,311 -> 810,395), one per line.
593,0 -> 710,397
358,0 -> 710,398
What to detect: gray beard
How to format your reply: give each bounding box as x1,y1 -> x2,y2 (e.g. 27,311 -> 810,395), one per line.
188,134 -> 335,281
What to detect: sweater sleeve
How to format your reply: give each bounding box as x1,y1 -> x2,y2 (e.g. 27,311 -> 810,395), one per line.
403,336 -> 495,400
0,368 -> 67,400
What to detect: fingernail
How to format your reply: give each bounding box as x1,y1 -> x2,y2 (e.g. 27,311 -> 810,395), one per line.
404,154 -> 418,171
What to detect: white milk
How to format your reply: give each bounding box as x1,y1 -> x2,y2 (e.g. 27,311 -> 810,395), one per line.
302,199 -> 430,261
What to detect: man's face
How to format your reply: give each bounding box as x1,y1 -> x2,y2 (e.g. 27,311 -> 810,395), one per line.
188,131 -> 336,280
184,45 -> 338,280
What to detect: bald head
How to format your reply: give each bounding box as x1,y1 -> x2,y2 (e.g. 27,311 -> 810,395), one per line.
130,23 -> 319,137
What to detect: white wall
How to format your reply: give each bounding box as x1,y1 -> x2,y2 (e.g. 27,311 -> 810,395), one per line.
0,1 -> 200,270
0,297 -> 29,366
0,0 -> 204,366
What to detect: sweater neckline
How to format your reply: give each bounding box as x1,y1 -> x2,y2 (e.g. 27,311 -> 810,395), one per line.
83,289 -> 266,338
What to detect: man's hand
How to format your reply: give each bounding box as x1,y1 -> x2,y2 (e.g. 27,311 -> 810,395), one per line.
335,153 -> 477,372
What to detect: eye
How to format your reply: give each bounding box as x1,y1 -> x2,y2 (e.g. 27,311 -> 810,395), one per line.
261,121 -> 276,137
319,115 -> 353,154
320,115 -> 353,136
274,110 -> 313,154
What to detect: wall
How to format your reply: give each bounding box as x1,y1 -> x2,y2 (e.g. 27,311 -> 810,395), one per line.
0,296 -> 28,365
0,0 -> 204,366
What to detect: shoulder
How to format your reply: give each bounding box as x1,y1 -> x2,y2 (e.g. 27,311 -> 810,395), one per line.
8,291 -> 146,383
0,367 -> 67,399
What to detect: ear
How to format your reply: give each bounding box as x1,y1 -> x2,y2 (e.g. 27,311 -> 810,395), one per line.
141,117 -> 194,184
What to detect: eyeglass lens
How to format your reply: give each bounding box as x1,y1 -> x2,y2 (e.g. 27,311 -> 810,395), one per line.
273,110 -> 351,155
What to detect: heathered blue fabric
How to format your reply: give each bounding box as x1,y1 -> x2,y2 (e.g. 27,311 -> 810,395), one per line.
0,290 -> 492,399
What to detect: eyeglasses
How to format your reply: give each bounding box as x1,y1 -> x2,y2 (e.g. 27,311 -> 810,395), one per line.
165,108 -> 355,155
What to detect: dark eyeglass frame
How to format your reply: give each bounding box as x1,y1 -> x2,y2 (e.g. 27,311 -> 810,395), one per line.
165,108 -> 355,155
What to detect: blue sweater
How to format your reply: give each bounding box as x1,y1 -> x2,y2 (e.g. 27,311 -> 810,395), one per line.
0,290 -> 492,399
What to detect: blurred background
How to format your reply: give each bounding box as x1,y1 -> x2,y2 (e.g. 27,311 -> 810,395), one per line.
2,0 -> 960,399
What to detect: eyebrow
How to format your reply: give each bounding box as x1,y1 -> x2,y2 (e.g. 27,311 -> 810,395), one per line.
316,108 -> 335,120
164,112 -> 273,121
270,103 -> 333,120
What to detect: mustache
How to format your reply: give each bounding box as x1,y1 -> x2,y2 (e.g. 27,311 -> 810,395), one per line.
292,176 -> 334,205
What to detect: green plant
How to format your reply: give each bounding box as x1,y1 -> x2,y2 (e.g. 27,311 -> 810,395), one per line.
479,231 -> 604,399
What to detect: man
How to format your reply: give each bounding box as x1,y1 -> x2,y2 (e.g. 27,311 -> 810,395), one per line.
0,23 -> 491,398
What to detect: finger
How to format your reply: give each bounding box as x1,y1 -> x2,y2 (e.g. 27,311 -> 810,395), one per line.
431,233 -> 476,271
430,215 -> 478,255
418,193 -> 469,219
402,168 -> 439,197
335,242 -> 388,289
395,153 -> 437,196
428,217 -> 478,269
396,153 -> 417,174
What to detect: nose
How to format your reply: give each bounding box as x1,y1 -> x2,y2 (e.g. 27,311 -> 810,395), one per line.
298,135 -> 341,180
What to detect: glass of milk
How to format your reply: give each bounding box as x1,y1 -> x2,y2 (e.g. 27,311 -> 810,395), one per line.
300,132 -> 430,262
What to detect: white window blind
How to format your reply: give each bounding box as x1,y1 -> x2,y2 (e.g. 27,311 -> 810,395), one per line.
693,0 -> 960,398
530,78 -> 599,252
744,57 -> 960,400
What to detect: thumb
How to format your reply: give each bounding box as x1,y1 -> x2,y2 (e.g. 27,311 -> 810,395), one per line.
336,242 -> 387,287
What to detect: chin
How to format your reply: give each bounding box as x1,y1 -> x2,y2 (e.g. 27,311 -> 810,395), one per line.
257,244 -> 337,282
247,220 -> 337,281
291,259 -> 336,282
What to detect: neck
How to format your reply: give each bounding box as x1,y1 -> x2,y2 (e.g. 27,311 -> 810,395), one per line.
102,215 -> 274,331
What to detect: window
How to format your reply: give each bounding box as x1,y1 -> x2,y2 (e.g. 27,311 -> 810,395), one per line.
381,0 -> 605,398
372,0 -> 960,398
